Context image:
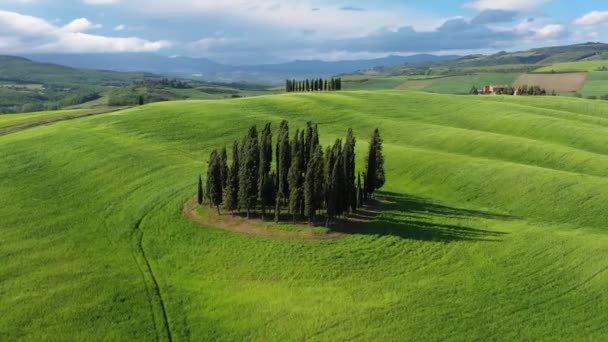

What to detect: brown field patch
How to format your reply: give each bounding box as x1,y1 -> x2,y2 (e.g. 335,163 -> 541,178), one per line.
514,73 -> 587,93
398,79 -> 434,90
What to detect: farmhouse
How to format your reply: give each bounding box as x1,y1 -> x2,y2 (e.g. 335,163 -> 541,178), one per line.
481,84 -> 509,94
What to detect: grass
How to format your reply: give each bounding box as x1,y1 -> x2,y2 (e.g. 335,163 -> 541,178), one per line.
579,71 -> 608,97
0,109 -> 81,128
343,73 -> 520,94
1,91 -> 608,340
536,60 -> 608,72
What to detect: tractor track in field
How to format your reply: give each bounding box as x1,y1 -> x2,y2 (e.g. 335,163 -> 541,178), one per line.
132,214 -> 173,342
0,107 -> 128,136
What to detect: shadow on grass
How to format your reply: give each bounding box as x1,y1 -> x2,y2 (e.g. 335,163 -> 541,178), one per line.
333,192 -> 511,243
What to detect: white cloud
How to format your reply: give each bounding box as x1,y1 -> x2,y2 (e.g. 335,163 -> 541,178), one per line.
0,10 -> 169,53
465,0 -> 551,11
534,24 -> 565,39
114,24 -> 126,31
573,11 -> 608,26
61,18 -> 101,33
80,0 -> 443,37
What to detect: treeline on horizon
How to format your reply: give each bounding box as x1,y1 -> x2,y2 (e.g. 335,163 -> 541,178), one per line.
285,78 -> 343,93
199,121 -> 385,226
471,84 -> 552,96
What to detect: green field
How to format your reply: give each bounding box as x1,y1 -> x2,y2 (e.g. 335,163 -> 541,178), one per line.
343,73 -> 520,94
1,91 -> 608,340
536,60 -> 608,72
579,71 -> 608,97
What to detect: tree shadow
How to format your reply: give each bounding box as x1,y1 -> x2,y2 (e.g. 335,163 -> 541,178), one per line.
333,192 -> 512,243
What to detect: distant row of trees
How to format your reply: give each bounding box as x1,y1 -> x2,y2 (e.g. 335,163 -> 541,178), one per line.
285,78 -> 343,93
470,85 -> 551,96
199,121 -> 385,226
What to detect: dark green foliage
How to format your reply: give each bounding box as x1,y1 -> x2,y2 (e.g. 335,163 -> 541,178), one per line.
357,172 -> 364,207
261,172 -> 276,219
366,128 -> 385,196
197,175 -> 204,205
220,146 -> 229,189
276,120 -> 291,207
207,150 -> 224,214
258,123 -> 273,217
288,150 -> 303,220
343,128 -> 356,212
199,121 -> 377,227
259,123 -> 273,194
469,86 -> 478,95
225,141 -> 240,212
238,126 -> 260,218
304,147 -> 324,222
326,153 -> 345,225
285,78 -> 343,93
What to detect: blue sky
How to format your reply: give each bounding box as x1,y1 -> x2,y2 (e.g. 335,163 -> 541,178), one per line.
1,0 -> 607,64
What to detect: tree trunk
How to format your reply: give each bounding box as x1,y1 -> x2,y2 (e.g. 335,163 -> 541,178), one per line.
247,207 -> 250,219
216,205 -> 220,215
275,201 -> 280,223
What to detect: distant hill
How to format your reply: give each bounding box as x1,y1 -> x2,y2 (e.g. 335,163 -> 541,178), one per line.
447,42 -> 608,68
24,53 -> 459,85
0,56 -> 272,113
0,55 -> 153,87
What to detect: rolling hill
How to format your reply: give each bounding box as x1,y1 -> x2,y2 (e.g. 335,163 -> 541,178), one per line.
1,91 -> 607,340
25,53 -> 459,84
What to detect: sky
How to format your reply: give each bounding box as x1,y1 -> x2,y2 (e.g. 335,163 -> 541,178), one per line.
0,0 -> 607,65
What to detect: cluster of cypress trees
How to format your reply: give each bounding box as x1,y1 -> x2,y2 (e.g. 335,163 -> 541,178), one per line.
285,78 -> 343,93
199,121 -> 385,227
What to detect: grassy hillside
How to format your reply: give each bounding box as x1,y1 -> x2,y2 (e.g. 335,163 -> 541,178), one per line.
536,60 -> 608,72
344,73 -> 519,94
1,91 -> 607,340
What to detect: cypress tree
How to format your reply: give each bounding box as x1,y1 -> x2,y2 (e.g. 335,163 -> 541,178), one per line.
260,172 -> 276,219
304,121 -> 313,166
304,147 -> 323,223
197,174 -> 204,205
238,126 -> 260,218
357,172 -> 364,207
276,120 -> 291,219
324,79 -> 328,91
220,146 -> 228,190
326,153 -> 344,226
365,128 -> 385,197
343,128 -> 356,213
225,141 -> 240,212
258,123 -> 272,217
324,145 -> 336,189
207,150 -> 223,214
288,150 -> 303,221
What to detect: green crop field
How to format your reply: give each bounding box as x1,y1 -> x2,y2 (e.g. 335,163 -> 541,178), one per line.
344,73 -> 520,94
1,91 -> 608,340
536,60 -> 608,72
579,71 -> 608,97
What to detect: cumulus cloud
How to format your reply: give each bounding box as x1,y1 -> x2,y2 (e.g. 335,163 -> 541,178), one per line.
0,10 -> 169,53
573,11 -> 608,26
60,18 -> 101,33
77,0 -> 442,37
465,0 -> 551,11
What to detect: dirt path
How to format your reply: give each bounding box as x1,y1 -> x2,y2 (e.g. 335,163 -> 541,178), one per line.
183,197 -> 347,240
0,107 -> 128,136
